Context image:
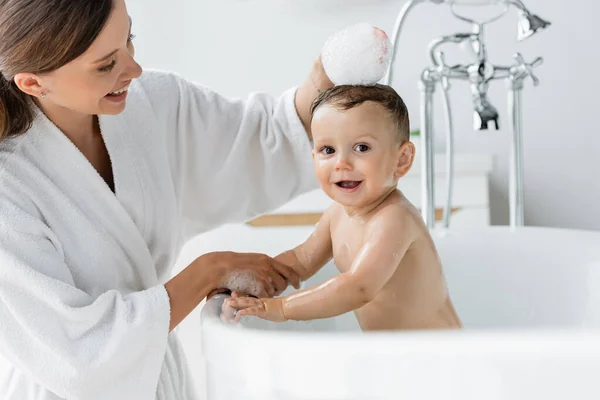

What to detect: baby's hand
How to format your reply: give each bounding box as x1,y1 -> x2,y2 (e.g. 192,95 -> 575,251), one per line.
219,291 -> 247,323
220,298 -> 237,324
225,292 -> 287,323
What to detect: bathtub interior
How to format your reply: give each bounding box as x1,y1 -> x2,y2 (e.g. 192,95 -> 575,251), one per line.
435,227 -> 600,329
199,226 -> 600,400
215,226 -> 600,332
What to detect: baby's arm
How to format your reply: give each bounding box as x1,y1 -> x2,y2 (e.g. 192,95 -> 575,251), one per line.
227,207 -> 413,322
280,210 -> 412,320
273,207 -> 334,283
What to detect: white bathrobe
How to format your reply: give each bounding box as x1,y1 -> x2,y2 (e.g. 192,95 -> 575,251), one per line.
0,69 -> 317,399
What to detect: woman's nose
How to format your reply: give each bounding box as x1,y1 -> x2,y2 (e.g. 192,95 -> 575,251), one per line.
123,51 -> 143,80
127,58 -> 143,80
131,60 -> 143,79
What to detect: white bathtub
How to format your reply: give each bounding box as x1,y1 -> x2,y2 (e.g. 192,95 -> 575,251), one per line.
200,226 -> 600,400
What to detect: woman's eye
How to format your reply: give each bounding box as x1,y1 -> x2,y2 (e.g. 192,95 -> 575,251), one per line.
98,60 -> 116,73
320,146 -> 335,155
355,144 -> 370,152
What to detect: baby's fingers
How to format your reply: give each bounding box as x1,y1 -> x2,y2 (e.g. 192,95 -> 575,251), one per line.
226,297 -> 262,309
235,307 -> 264,323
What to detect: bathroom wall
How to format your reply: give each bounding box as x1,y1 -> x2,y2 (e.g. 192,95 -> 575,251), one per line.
127,0 -> 600,230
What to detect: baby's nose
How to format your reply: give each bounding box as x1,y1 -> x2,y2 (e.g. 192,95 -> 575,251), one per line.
334,155 -> 353,170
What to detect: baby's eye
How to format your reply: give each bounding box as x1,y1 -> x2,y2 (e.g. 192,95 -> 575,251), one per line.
354,144 -> 370,152
320,146 -> 335,155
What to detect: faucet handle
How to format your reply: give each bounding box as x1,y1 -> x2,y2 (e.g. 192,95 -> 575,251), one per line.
512,53 -> 543,86
434,51 -> 451,89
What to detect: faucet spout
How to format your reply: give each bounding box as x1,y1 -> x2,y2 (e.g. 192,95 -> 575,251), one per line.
473,93 -> 499,130
468,58 -> 499,130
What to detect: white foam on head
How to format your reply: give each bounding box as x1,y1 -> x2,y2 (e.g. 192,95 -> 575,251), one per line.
321,22 -> 392,86
223,270 -> 263,297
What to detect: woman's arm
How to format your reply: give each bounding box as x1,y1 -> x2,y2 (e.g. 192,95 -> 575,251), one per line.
293,56 -> 334,138
0,201 -> 170,399
0,198 -> 298,399
139,58 -> 333,239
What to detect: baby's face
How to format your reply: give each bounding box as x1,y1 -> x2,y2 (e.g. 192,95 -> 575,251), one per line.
311,102 -> 414,209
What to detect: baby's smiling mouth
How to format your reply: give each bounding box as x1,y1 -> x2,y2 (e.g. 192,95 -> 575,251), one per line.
335,180 -> 362,190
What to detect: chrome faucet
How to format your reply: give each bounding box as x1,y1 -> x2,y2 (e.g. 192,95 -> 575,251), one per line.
383,0 -> 550,229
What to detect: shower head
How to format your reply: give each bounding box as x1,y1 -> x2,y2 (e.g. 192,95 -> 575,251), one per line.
508,0 -> 551,41
517,12 -> 551,41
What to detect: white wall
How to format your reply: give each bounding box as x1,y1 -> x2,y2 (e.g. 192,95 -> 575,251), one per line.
127,0 -> 600,230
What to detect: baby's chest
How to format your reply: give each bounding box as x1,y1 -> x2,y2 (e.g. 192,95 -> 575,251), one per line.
330,222 -> 368,273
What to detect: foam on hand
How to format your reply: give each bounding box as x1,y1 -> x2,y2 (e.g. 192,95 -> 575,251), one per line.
321,22 -> 392,86
223,270 -> 263,298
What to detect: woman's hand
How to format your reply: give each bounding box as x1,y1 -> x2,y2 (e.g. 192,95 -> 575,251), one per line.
202,251 -> 301,298
165,251 -> 299,332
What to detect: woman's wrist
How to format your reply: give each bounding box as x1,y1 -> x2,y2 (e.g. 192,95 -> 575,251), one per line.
294,56 -> 334,138
193,253 -> 223,298
164,255 -> 216,331
310,55 -> 333,93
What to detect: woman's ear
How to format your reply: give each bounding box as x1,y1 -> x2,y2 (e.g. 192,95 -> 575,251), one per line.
13,73 -> 45,98
394,140 -> 416,179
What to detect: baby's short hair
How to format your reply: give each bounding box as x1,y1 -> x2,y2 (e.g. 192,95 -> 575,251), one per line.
310,84 -> 410,143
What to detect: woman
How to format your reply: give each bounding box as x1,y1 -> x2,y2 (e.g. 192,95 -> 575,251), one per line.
0,0 -> 333,398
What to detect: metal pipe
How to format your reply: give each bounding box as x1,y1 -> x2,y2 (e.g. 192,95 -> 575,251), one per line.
508,77 -> 525,228
383,0 -> 420,86
440,78 -> 455,228
507,0 -> 537,16
432,50 -> 456,229
384,0 -> 445,86
428,33 -> 475,66
419,74 -> 436,229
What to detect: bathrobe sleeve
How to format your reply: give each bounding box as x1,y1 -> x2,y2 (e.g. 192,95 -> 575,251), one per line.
140,70 -> 318,236
0,195 -> 171,399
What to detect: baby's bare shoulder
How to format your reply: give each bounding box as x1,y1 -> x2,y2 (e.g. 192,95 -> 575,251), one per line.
365,192 -> 429,249
371,191 -> 416,226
